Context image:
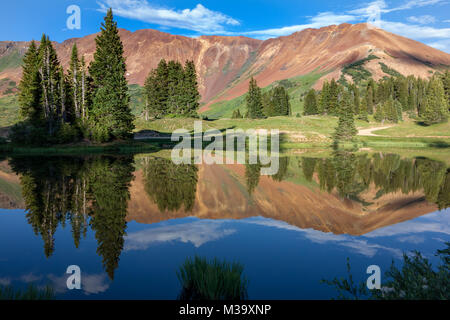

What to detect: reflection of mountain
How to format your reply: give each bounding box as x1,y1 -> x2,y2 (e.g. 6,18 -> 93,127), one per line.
2,154 -> 446,237
0,161 -> 24,209
127,162 -> 439,236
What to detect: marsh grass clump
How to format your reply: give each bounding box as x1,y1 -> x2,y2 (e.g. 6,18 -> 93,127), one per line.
177,256 -> 248,300
0,284 -> 54,300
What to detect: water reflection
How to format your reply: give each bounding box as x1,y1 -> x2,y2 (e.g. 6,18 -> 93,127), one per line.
9,156 -> 134,279
2,151 -> 449,285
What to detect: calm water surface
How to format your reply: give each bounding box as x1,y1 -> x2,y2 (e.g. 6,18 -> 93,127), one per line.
0,152 -> 448,299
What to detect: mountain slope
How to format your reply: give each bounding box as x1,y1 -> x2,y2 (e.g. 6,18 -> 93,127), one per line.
0,23 -> 449,109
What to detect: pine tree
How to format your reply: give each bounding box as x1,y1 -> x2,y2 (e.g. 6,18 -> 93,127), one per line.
68,44 -> 82,120
304,89 -> 318,115
18,40 -> 41,122
422,77 -> 448,125
183,60 -> 200,116
38,34 -> 63,136
246,77 -> 264,119
166,60 -> 184,114
262,90 -> 274,117
319,81 -> 329,114
327,79 -> 339,115
333,91 -> 357,142
441,71 -> 450,111
89,9 -> 135,142
232,109 -> 242,119
272,86 -> 290,116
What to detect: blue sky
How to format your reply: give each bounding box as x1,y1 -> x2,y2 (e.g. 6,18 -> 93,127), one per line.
1,0 -> 450,52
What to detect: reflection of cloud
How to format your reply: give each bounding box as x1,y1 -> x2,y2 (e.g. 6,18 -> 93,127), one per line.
364,211 -> 450,238
82,274 -> 110,295
125,220 -> 236,250
243,218 -> 402,258
398,235 -> 425,244
20,273 -> 43,283
0,277 -> 12,286
47,273 -> 110,295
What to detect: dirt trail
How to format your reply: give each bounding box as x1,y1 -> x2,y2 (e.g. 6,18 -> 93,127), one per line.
358,126 -> 393,137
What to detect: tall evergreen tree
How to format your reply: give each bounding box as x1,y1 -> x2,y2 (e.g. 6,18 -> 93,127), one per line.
89,9 -> 135,142
183,60 -> 201,116
38,34 -> 64,136
304,89 -> 318,115
246,77 -> 264,119
422,77 -> 448,125
441,71 -> 450,111
68,44 -> 82,120
18,40 -> 41,122
166,60 -> 184,114
333,91 -> 357,142
272,86 -> 290,116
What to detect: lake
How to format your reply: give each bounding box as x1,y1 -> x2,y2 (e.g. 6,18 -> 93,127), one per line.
0,151 -> 448,299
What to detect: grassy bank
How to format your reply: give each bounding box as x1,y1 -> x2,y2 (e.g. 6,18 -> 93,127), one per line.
0,140 -> 166,155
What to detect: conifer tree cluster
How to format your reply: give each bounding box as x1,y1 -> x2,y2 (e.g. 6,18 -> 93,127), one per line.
307,73 -> 449,126
261,85 -> 291,117
244,78 -> 291,119
13,9 -> 135,145
143,59 -> 200,118
246,77 -> 265,119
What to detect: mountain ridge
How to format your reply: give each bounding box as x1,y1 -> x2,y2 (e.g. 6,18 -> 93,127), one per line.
1,23 -> 450,108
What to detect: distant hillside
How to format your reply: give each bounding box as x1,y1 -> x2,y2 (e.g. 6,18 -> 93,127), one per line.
1,23 -> 449,122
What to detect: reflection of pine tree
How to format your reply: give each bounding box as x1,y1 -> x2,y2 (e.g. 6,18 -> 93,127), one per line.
301,158 -> 317,182
437,170 -> 450,210
143,158 -> 198,212
271,157 -> 290,182
245,163 -> 261,195
88,156 -> 134,280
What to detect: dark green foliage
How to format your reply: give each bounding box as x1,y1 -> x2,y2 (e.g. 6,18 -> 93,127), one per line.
272,86 -> 291,116
261,86 -> 291,117
442,71 -> 450,109
245,163 -> 261,194
183,60 -> 201,116
301,158 -> 317,182
246,77 -> 265,119
144,59 -> 200,118
304,89 -> 318,115
9,155 -> 134,279
177,256 -> 248,300
18,41 -> 41,122
380,62 -> 402,78
88,156 -> 134,279
271,157 -> 290,182
422,76 -> 448,125
89,9 -> 135,142
231,108 -> 243,119
322,243 -> 450,300
13,35 -> 80,145
143,157 -> 198,212
307,152 -> 449,210
341,55 -> 378,84
333,91 -> 357,143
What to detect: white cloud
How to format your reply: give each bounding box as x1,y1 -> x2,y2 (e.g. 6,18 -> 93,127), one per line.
97,0 -> 239,34
428,39 -> 450,51
379,20 -> 450,39
407,15 -> 436,24
243,12 -> 357,39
